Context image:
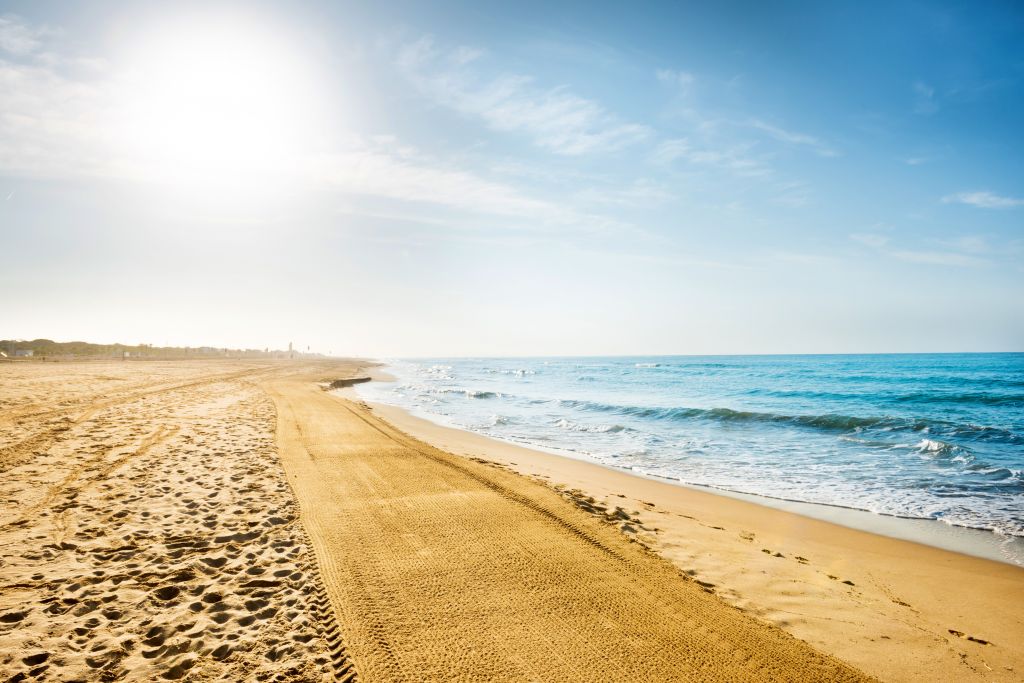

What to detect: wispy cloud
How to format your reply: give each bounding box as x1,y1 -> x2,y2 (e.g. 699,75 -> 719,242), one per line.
397,37 -> 651,155
913,81 -> 938,115
748,119 -> 839,157
942,190 -> 1024,209
772,181 -> 811,207
850,232 -> 989,267
652,138 -> 772,178
0,59 -> 115,179
939,235 -> 990,254
0,15 -> 49,56
314,141 -> 574,223
850,232 -> 890,249
574,179 -> 674,207
887,250 -> 988,267
656,68 -> 694,93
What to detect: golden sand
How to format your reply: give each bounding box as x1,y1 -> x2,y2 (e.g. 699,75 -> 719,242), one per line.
3,358 -> 1016,682
0,360 -> 339,681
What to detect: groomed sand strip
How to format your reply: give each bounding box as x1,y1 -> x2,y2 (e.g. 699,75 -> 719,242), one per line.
265,370 -> 874,682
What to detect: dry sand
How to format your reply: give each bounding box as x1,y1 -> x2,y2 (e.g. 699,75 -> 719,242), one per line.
359,393 -> 1024,683
0,360 -> 351,682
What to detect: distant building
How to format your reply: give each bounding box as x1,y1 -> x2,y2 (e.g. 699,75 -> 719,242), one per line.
14,349 -> 33,357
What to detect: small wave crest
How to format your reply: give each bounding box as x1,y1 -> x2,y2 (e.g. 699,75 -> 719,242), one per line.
554,418 -> 628,434
430,387 -> 500,399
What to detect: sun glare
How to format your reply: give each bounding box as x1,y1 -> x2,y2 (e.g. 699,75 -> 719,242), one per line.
112,12 -> 326,203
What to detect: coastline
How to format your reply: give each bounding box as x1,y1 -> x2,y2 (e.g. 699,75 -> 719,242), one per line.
346,368 -> 1024,683
5,357 -> 1020,682
355,363 -> 1024,567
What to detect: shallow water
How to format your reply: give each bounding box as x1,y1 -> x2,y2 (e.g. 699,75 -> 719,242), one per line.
358,354 -> 1024,563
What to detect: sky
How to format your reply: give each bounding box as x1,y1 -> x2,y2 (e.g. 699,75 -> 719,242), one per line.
1,0 -> 1022,357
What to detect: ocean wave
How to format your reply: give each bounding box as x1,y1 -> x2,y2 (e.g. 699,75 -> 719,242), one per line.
554,418 -> 629,433
420,364 -> 454,380
486,368 -> 536,376
463,389 -> 498,399
894,392 -> 1024,406
558,397 -> 1022,443
635,362 -> 661,368
914,438 -> 977,467
430,387 -> 500,399
747,388 -> 1024,406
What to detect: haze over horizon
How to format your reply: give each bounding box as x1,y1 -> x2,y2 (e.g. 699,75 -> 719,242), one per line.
1,0 -> 1022,357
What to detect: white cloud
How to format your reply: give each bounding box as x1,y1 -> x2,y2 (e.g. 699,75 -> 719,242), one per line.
650,138 -> 690,165
652,138 -> 772,178
656,68 -> 694,92
850,232 -> 890,248
749,119 -> 838,157
888,250 -> 988,267
942,191 -> 1024,209
313,143 -> 574,223
913,81 -> 938,115
851,232 -> 989,267
772,181 -> 810,207
0,15 -> 48,55
574,179 -> 673,207
940,235 -> 990,254
0,60 -> 116,179
397,36 -> 651,155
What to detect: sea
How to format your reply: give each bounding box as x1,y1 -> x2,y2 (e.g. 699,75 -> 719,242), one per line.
355,353 -> 1024,565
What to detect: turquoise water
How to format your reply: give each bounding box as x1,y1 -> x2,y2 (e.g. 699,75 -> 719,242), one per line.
358,354 -> 1024,560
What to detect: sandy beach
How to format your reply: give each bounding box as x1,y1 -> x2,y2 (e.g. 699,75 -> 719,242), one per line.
2,358 -> 1021,682
361,394 -> 1024,683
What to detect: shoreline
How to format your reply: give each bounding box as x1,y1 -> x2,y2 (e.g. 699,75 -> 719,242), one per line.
352,365 -> 1023,567
346,369 -> 1024,682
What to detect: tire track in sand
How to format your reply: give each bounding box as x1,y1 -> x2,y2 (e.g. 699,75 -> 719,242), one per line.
265,376 -> 876,682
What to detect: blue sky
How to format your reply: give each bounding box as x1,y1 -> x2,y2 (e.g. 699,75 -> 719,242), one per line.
1,0 -> 1022,355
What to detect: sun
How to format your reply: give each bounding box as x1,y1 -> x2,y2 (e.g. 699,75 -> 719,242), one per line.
111,11 -> 327,203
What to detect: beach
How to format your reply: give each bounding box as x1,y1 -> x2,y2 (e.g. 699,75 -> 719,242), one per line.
361,393 -> 1024,682
2,358 -> 1021,682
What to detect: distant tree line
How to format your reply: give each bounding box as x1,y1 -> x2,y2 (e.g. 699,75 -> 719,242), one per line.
0,339 -> 323,360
